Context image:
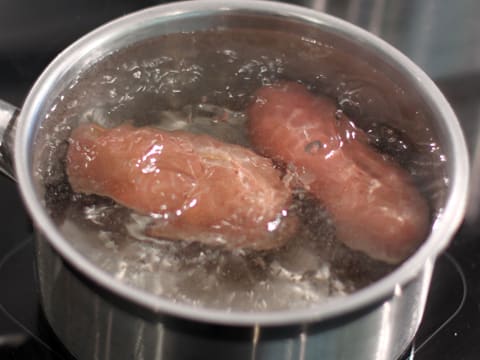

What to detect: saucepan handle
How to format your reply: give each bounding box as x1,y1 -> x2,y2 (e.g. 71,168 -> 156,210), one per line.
0,99 -> 18,181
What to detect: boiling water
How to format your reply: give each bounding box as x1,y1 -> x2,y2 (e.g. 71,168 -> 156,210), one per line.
36,30 -> 447,311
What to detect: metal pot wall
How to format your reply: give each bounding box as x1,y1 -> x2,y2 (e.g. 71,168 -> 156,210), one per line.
0,1 -> 469,359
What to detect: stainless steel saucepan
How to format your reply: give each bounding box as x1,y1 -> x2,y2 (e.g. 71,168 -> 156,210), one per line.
0,1 -> 469,359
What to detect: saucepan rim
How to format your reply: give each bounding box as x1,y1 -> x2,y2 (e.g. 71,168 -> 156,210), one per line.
15,0 -> 469,326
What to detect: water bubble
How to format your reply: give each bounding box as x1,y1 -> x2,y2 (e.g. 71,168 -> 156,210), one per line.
101,75 -> 117,84
338,96 -> 361,115
335,109 -> 343,119
67,99 -> 78,109
218,49 -> 239,63
304,140 -> 323,154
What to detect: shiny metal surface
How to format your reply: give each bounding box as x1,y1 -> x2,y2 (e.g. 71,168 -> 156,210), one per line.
5,0 -> 470,359
37,234 -> 433,360
0,99 -> 17,180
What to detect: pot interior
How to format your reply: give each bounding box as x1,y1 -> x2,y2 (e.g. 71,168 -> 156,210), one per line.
26,6 -> 454,314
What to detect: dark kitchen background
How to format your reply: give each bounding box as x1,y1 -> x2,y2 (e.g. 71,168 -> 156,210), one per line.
0,0 -> 479,359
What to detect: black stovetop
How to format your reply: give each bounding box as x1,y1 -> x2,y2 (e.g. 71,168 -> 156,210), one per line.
1,1 -> 480,359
